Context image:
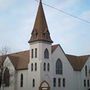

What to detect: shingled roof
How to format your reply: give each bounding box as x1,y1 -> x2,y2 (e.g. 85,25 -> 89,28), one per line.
28,1 -> 53,43
0,45 -> 89,71
51,44 -> 59,53
0,50 -> 29,70
66,54 -> 89,71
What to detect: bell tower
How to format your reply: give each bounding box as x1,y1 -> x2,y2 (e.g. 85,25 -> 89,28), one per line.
28,1 -> 53,90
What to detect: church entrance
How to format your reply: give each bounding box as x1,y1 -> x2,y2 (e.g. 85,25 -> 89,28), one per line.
39,81 -> 50,90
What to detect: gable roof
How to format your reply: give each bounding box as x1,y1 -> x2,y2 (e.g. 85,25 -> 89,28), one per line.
66,54 -> 89,71
0,44 -> 89,71
51,44 -> 59,53
51,44 -> 90,71
10,50 -> 29,70
0,50 -> 29,70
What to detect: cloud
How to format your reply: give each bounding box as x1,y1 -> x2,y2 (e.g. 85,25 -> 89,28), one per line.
81,10 -> 90,21
0,0 -> 15,11
0,0 -> 89,55
55,0 -> 80,9
49,9 -> 90,55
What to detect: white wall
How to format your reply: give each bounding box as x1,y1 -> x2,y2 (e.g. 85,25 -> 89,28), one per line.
2,46 -> 90,90
80,56 -> 90,90
16,70 -> 28,90
29,42 -> 52,90
51,46 -> 74,90
2,57 -> 28,90
3,57 -> 15,90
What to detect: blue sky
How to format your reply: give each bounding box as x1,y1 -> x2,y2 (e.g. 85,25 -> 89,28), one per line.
0,0 -> 90,55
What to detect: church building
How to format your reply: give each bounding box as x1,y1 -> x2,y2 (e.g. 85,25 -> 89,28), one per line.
0,1 -> 90,90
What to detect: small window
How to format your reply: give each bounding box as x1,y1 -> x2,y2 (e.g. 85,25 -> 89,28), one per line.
31,49 -> 34,58
35,63 -> 37,71
20,74 -> 23,87
58,78 -> 61,87
31,63 -> 33,71
47,63 -> 50,71
35,48 -> 37,58
63,78 -> 65,87
32,79 -> 35,87
85,66 -> 87,77
87,80 -> 90,87
53,78 -> 56,87
84,80 -> 86,87
44,63 -> 46,71
44,48 -> 49,59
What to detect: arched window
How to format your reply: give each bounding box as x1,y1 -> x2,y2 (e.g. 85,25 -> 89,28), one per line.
35,48 -> 37,58
56,59 -> 63,74
0,72 -> 1,87
43,63 -> 46,71
58,78 -> 61,87
84,79 -> 86,87
53,78 -> 56,87
35,63 -> 37,71
44,48 -> 49,59
87,80 -> 90,87
63,78 -> 65,87
20,74 -> 23,87
31,63 -> 33,71
47,63 -> 50,71
85,65 -> 87,77
31,49 -> 34,58
3,67 -> 10,87
32,79 -> 35,87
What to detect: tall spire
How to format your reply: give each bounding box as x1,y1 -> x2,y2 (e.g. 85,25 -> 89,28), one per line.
28,0 -> 53,43
40,0 -> 42,3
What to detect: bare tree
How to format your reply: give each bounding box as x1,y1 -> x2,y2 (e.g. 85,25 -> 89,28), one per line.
0,46 -> 10,90
0,46 -> 10,56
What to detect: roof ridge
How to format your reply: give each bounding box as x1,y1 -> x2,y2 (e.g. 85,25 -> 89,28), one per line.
66,54 -> 90,57
7,50 -> 29,56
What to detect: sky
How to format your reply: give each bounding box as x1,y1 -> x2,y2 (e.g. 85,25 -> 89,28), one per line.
0,0 -> 90,55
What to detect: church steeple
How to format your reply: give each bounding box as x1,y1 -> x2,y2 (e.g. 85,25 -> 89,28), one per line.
28,0 -> 53,43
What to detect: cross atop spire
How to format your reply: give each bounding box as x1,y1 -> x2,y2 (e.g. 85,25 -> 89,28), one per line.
40,0 -> 42,3
28,0 -> 53,43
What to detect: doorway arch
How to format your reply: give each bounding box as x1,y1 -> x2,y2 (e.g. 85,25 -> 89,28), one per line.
39,81 -> 50,90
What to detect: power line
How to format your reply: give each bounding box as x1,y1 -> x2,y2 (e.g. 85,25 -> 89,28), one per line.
35,0 -> 90,24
